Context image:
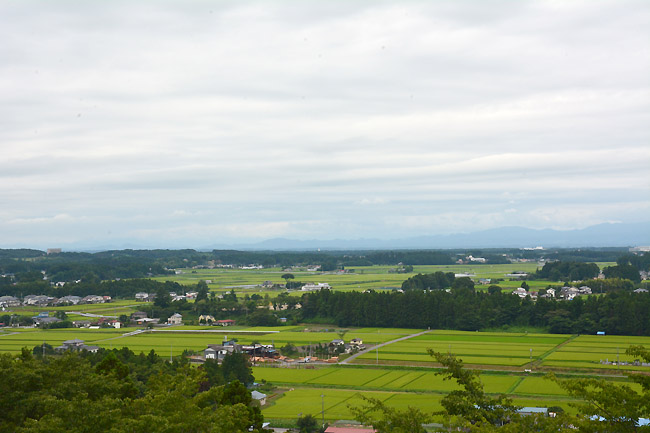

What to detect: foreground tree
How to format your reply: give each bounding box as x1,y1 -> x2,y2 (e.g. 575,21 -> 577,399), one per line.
428,350 -> 519,426
547,345 -> 650,433
296,414 -> 319,433
350,396 -> 431,433
0,349 -> 270,433
351,347 -> 650,432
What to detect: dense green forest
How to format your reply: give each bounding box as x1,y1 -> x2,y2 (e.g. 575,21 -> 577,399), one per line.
0,347 -> 268,433
299,289 -> 650,335
535,261 -> 600,281
0,248 -> 635,285
0,277 -> 184,299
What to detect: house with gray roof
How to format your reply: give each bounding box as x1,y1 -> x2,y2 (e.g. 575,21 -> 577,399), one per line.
55,339 -> 99,353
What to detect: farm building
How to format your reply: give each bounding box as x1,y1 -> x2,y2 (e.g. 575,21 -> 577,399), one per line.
0,296 -> 20,308
204,343 -> 241,360
135,292 -> 150,301
55,339 -> 100,353
81,295 -> 105,304
199,314 -> 215,324
301,283 -> 331,291
33,317 -> 61,327
216,319 -> 236,327
55,295 -> 82,305
167,313 -> 183,325
251,391 -> 267,406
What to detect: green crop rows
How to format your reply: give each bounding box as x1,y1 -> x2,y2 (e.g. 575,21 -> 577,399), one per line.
3,325 -> 649,422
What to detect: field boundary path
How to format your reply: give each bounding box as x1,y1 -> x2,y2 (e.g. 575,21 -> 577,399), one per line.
66,311 -> 118,319
151,329 -> 280,333
527,334 -> 578,369
0,332 -> 20,337
93,329 -> 147,343
340,330 -> 430,365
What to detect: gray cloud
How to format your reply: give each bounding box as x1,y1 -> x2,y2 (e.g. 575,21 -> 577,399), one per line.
0,0 -> 648,248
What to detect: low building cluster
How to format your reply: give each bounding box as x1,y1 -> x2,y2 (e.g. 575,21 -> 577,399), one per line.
0,294 -> 111,309
135,291 -> 199,302
511,286 -> 592,300
201,340 -> 279,363
193,336 -> 366,367
198,315 -> 235,326
599,358 -> 650,367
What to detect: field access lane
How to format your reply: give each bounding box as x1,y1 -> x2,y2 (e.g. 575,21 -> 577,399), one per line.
340,329 -> 429,364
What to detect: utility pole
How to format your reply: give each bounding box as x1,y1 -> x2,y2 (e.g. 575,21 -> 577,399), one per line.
530,348 -> 533,362
321,394 -> 325,429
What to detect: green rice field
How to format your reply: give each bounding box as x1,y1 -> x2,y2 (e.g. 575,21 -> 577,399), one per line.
353,331 -> 569,367
2,324 -> 647,422
147,262 -> 614,294
2,327 -> 649,371
260,387 -> 582,421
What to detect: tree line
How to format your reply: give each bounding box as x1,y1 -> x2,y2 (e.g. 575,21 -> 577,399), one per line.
535,259 -> 646,283
535,261 -> 600,281
2,248 -> 639,284
0,277 -> 185,299
299,288 -> 650,335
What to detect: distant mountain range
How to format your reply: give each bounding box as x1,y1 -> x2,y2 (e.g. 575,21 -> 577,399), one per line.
27,221 -> 649,252
210,222 -> 650,251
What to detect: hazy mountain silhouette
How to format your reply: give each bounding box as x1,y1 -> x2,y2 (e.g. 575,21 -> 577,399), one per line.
220,222 -> 649,250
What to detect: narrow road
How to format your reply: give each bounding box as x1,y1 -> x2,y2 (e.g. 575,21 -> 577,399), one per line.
93,329 -> 147,343
0,332 -> 20,337
340,329 -> 430,365
65,311 -> 118,319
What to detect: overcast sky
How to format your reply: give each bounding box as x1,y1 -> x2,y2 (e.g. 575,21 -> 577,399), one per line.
1,0 -> 649,249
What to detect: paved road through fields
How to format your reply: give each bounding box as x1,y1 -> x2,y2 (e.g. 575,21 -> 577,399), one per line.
339,329 -> 430,365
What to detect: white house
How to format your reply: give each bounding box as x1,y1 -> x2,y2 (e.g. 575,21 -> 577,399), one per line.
168,313 -> 183,325
204,347 -> 217,359
301,283 -> 331,291
512,288 -> 528,298
82,295 -> 105,304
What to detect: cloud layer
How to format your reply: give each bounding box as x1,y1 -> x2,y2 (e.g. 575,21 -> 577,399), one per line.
1,1 -> 649,248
